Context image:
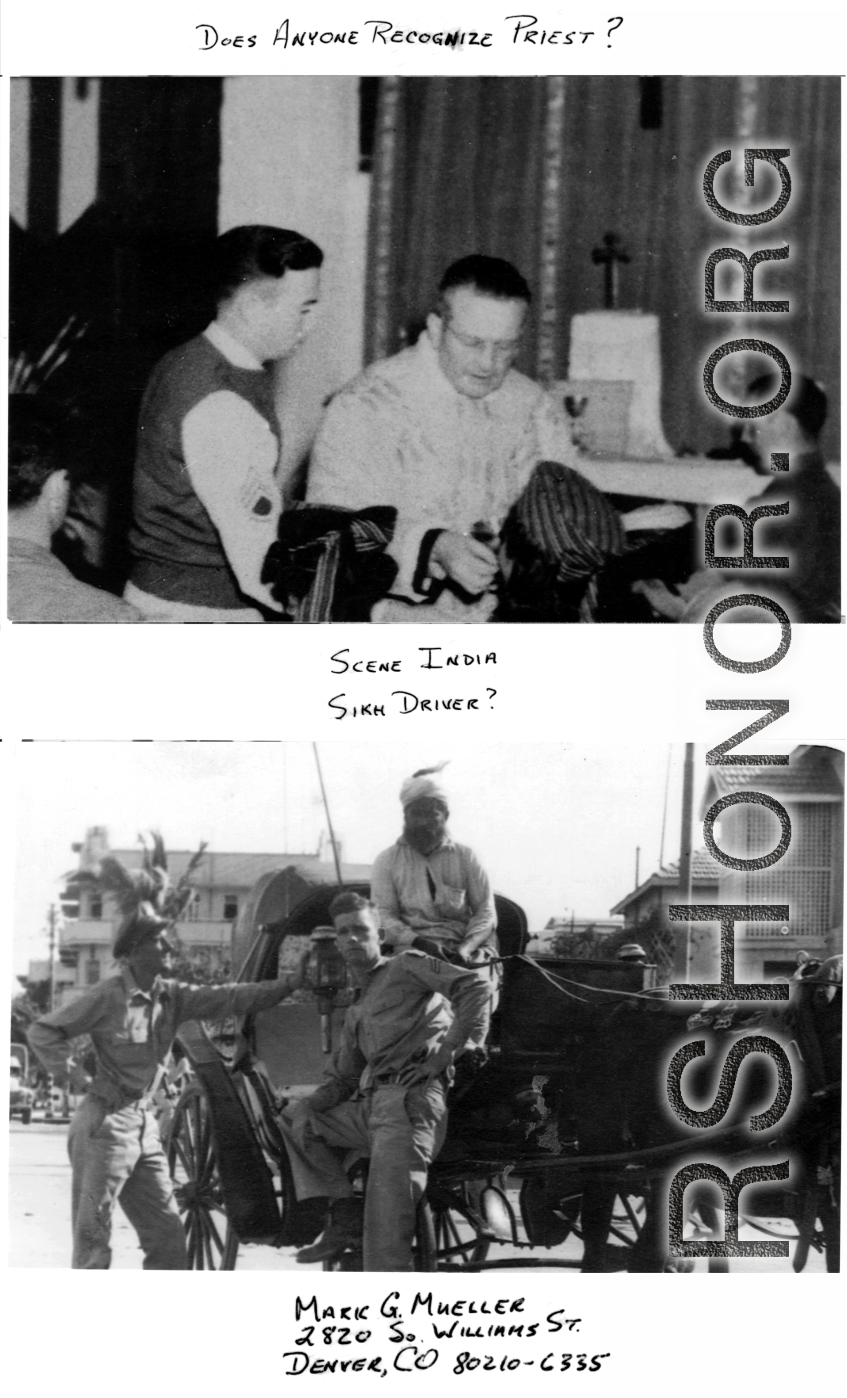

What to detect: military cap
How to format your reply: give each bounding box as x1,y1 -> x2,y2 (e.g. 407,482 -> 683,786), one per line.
616,943 -> 647,962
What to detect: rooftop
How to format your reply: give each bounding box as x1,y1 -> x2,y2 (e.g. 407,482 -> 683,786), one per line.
65,848 -> 372,889
609,847 -> 721,916
701,745 -> 844,813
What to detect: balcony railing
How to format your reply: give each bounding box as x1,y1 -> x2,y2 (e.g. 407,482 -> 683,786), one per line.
60,918 -> 232,949
60,919 -> 112,947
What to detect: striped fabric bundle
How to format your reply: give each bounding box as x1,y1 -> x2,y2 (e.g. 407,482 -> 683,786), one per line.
262,503 -> 398,622
512,460 -> 625,583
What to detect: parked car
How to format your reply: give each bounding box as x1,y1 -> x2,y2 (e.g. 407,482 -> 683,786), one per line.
9,1051 -> 35,1125
45,1082 -> 80,1121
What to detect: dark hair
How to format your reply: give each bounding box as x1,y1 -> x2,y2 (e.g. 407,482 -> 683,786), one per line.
214,225 -> 324,304
748,372 -> 827,440
329,891 -> 376,921
437,255 -> 531,312
8,395 -> 65,508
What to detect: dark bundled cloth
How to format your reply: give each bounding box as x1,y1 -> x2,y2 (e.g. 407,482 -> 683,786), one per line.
500,461 -> 626,621
261,504 -> 398,622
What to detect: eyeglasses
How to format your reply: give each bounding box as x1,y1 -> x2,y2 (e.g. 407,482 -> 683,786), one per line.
443,321 -> 522,361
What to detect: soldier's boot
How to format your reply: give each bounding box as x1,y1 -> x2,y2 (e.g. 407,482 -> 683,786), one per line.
295,1197 -> 364,1264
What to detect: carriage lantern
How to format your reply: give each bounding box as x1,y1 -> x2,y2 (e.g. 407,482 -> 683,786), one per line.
309,927 -> 348,1054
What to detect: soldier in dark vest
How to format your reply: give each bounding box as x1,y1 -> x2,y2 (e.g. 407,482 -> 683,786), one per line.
125,225 -> 323,621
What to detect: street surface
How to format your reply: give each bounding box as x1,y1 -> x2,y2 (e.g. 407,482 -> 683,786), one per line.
8,1116 -> 295,1270
8,1117 -> 825,1272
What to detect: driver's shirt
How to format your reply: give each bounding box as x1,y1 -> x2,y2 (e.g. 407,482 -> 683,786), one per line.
28,968 -> 291,1110
308,951 -> 489,1112
371,834 -> 497,949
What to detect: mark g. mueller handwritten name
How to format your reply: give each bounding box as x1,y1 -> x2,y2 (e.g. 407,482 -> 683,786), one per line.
285,1293 -> 610,1375
328,648 -> 497,719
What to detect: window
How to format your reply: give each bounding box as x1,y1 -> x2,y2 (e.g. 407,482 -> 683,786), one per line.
85,958 -> 100,986
223,895 -> 239,922
719,801 -> 835,941
89,896 -> 102,920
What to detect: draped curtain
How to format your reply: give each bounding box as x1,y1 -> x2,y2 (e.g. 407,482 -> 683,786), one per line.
366,76 -> 840,459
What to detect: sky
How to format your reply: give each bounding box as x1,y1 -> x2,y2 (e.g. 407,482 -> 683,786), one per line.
6,739 -> 723,978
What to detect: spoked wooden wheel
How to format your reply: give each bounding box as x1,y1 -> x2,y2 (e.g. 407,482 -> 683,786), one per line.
167,1081 -> 239,1270
431,1192 -> 492,1270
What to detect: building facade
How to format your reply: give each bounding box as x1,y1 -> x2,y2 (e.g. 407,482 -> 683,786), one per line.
611,746 -> 843,985
699,745 -> 843,981
610,850 -> 723,983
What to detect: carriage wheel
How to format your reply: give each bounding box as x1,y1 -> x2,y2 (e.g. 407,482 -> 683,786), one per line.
167,1082 -> 239,1270
321,1198 -> 437,1272
430,1192 -> 492,1270
692,1199 -> 730,1272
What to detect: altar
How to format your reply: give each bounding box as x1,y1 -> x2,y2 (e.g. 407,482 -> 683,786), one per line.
555,296 -> 838,509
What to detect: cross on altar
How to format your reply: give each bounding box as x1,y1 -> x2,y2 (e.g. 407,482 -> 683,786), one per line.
591,232 -> 631,309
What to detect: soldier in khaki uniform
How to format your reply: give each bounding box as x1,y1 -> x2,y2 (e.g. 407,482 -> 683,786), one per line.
281,892 -> 488,1270
29,903 -> 305,1269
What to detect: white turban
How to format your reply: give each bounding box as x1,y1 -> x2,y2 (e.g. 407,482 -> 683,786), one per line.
400,763 -> 449,809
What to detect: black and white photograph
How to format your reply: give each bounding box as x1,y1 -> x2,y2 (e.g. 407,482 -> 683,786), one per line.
10,740 -> 842,1275
2,7 -> 844,1396
7,74 -> 840,624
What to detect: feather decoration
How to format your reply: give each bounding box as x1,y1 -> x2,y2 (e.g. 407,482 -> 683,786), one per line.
138,830 -> 170,900
8,316 -> 88,395
79,834 -> 207,924
169,842 -> 209,920
85,857 -> 143,916
411,761 -> 450,779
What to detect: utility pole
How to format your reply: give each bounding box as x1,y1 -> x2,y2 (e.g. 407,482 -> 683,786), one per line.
47,904 -> 57,1012
313,744 -> 343,885
679,745 -> 695,981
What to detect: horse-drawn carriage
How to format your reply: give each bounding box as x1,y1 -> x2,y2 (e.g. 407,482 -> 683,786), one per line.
165,883 -> 841,1273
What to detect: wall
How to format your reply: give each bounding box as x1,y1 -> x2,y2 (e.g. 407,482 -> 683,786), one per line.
9,78 -> 29,226
58,79 -> 100,234
219,77 -> 369,486
9,77 -> 100,234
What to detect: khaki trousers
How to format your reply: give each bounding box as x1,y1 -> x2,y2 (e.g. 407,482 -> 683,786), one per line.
280,1080 -> 447,1271
67,1096 -> 187,1269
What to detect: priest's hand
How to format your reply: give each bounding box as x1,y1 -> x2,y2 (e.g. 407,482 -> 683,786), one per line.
431,531 -> 498,595
620,503 -> 691,533
631,577 -> 686,619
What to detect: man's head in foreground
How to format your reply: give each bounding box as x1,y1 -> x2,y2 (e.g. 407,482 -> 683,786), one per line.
8,396 -> 72,544
214,225 -> 324,363
329,892 -> 383,972
427,255 -> 530,399
113,903 -> 174,988
743,372 -> 827,475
